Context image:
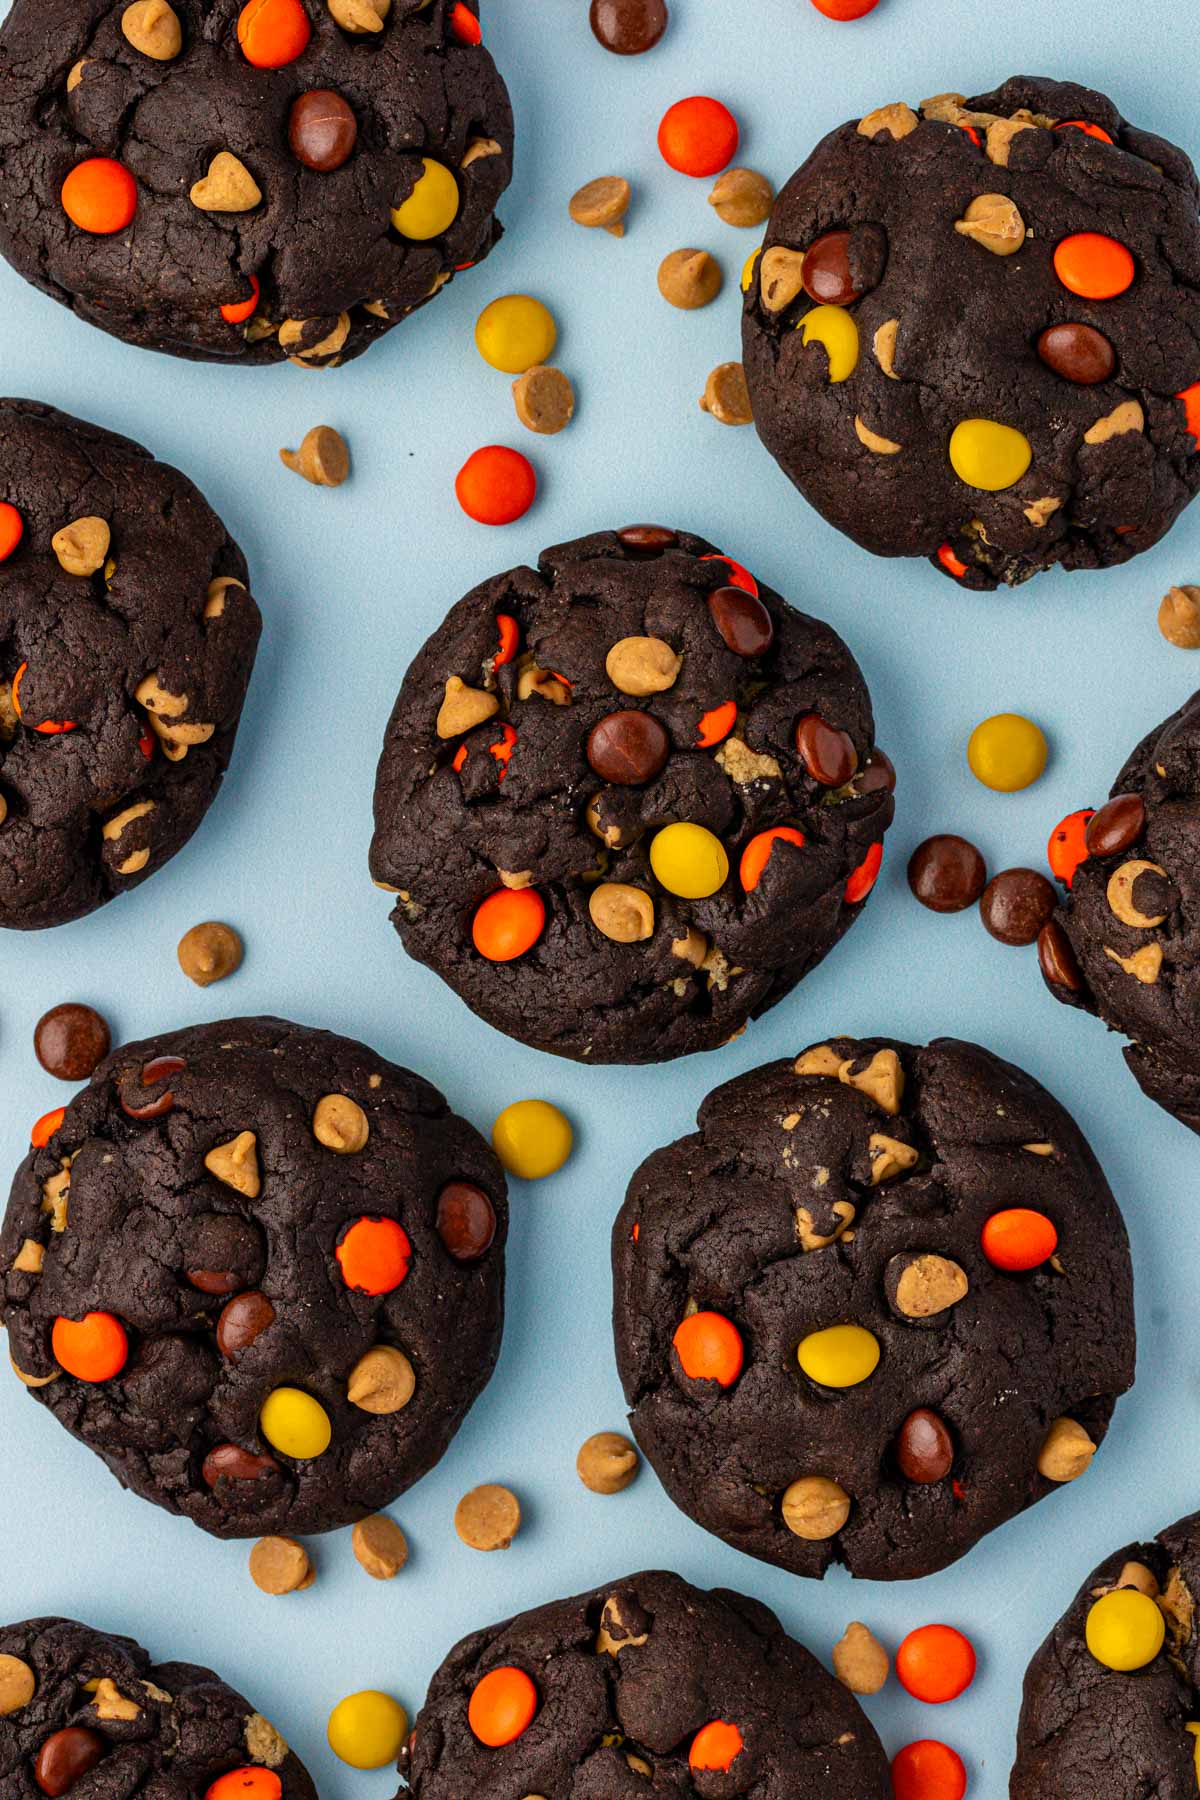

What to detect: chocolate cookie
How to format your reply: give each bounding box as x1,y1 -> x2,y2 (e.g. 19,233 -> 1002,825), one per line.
369,527 -> 895,1063
0,1017 -> 506,1537
742,76 -> 1200,590
0,0 -> 512,366
0,399 -> 260,929
1011,1513 -> 1200,1797
400,1569 -> 891,1797
0,1616 -> 315,1798
613,1036 -> 1135,1582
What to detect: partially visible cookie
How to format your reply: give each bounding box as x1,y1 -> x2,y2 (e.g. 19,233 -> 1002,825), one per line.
400,1569 -> 891,1797
0,1616 -> 315,1796
613,1037 -> 1135,1581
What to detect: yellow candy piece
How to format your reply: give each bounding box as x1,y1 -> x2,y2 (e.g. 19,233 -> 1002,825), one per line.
492,1098 -> 573,1181
741,247 -> 760,293
259,1386 -> 332,1460
650,822 -> 729,899
1085,1589 -> 1165,1672
967,712 -> 1048,793
475,294 -> 557,374
391,158 -> 459,240
327,1690 -> 409,1770
797,1324 -> 881,1389
949,418 -> 1033,491
799,304 -> 859,383
1186,1722 -> 1200,1785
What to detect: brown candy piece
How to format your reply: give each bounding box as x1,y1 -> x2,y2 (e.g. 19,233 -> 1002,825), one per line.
216,1290 -> 276,1359
907,835 -> 987,913
1085,793 -> 1145,858
1038,919 -> 1083,992
980,869 -> 1057,945
616,524 -> 677,554
801,230 -> 861,305
120,1054 -> 185,1120
853,748 -> 896,796
707,586 -> 774,658
202,1443 -> 279,1487
436,1180 -> 497,1262
1037,322 -> 1116,386
589,0 -> 667,55
795,713 -> 857,786
187,1269 -> 242,1296
34,1728 -> 106,1797
896,1408 -> 954,1483
288,89 -> 357,172
34,1004 -> 110,1081
587,710 -> 670,785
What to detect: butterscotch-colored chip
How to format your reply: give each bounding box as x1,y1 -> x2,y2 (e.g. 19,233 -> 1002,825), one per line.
954,192 -> 1026,255
576,1431 -> 639,1495
588,882 -> 654,944
280,425 -> 349,487
90,1678 -> 141,1721
759,245 -> 806,313
700,362 -> 753,426
513,365 -> 575,435
204,1130 -> 261,1198
178,921 -> 243,987
1037,1416 -> 1096,1483
191,152 -> 261,213
0,1654 -> 35,1716
347,1345 -> 415,1414
657,248 -> 722,310
1159,585 -> 1200,649
52,516 -> 110,577
605,636 -> 681,696
352,1514 -> 409,1580
707,167 -> 774,228
894,1253 -> 969,1318
455,1483 -> 521,1551
249,1536 -> 313,1595
437,674 -> 499,739
857,102 -> 919,141
312,1093 -> 369,1153
569,175 -> 631,234
781,1476 -> 851,1540
839,1047 -> 905,1114
121,0 -> 181,58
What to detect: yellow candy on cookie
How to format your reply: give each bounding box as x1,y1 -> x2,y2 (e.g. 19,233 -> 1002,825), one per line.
797,1324 -> 881,1389
1085,1589 -> 1164,1672
799,304 -> 859,383
650,822 -> 729,899
949,418 -> 1033,491
259,1386 -> 331,1460
391,158 -> 459,240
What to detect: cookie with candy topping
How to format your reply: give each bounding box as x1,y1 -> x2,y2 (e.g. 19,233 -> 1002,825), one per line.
0,0 -> 512,365
0,399 -> 260,929
0,1616 -> 315,1799
368,526 -> 894,1064
612,1036 -> 1135,1582
0,1017 -> 506,1536
742,75 -> 1200,589
1040,689 -> 1200,1135
399,1569 -> 891,1797
1011,1513 -> 1200,1797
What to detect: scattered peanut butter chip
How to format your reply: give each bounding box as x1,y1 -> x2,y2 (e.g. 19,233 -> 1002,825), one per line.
121,0 -> 182,58
1024,496 -> 1061,528
1084,399 -> 1144,445
280,425 -> 349,487
177,921 -> 243,987
249,1536 -> 314,1595
312,1092 -> 369,1153
437,674 -> 499,739
954,192 -> 1026,255
1106,859 -> 1168,929
795,1199 -> 855,1251
352,1514 -> 409,1580
657,248 -> 722,310
190,151 -> 261,213
707,166 -> 774,228
595,1593 -> 651,1658
204,1130 -> 261,1198
700,362 -> 753,425
854,415 -> 901,454
0,1654 -> 35,1716
832,1622 -> 890,1695
858,101 -> 919,141
90,1679 -> 141,1721
455,1483 -> 521,1551
759,245 -> 806,313
1104,942 -> 1163,984
244,1713 -> 288,1768
1037,1415 -> 1096,1482
569,175 -> 631,234
327,0 -> 389,31
279,312 -> 350,367
781,1475 -> 851,1540
52,516 -> 110,577
1159,585 -> 1200,648
1111,1560 -> 1159,1598
513,365 -> 575,435
348,1345 -> 415,1414
576,1431 -> 639,1494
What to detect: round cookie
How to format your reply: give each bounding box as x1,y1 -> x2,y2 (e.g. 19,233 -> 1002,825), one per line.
0,399 -> 260,929
1011,1514 -> 1200,1797
0,0 -> 512,366
0,1616 -> 315,1797
1041,689 -> 1200,1134
368,526 -> 895,1063
401,1569 -> 891,1797
612,1036 -> 1134,1582
742,75 -> 1200,590
0,1017 -> 506,1537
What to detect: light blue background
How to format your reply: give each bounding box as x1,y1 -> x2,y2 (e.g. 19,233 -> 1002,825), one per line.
2,0 -> 1198,1791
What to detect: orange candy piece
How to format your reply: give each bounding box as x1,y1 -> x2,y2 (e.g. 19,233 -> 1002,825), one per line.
448,1 -> 482,42
1053,232 -> 1135,300
892,1739 -> 967,1800
206,1772 -> 283,1800
1047,810 -> 1094,888
845,840 -> 884,904
0,502 -> 23,561
699,553 -> 758,596
1177,381 -> 1200,447
657,96 -> 739,177
896,1624 -> 977,1704
237,0 -> 311,67
1055,120 -> 1114,144
689,1720 -> 745,1772
61,158 -> 137,235
937,542 -> 968,580
673,1310 -> 743,1387
456,446 -> 537,525
494,613 -> 519,666
981,1207 -> 1058,1272
810,0 -> 880,15
52,1311 -> 129,1383
220,275 -> 261,324
740,826 -> 805,892
697,699 -> 737,748
490,722 -> 517,778
336,1216 -> 412,1295
31,1106 -> 65,1148
472,886 -> 545,961
467,1667 -> 538,1747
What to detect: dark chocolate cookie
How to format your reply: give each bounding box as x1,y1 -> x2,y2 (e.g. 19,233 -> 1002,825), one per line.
742,75 -> 1200,590
612,1036 -> 1135,1582
0,0 -> 512,366
0,1016 -> 506,1537
368,527 -> 895,1063
400,1569 -> 891,1798
1011,1513 -> 1200,1797
0,399 -> 260,929
1040,689 -> 1200,1134
0,1616 -> 315,1798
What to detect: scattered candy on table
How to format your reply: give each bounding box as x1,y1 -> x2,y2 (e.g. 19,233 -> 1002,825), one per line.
907,836 -> 987,913
455,1482 -> 522,1551
657,96 -> 739,177
33,1004 -> 110,1081
491,1098 -> 573,1179
279,425 -> 349,487
475,294 -> 557,373
326,1689 -> 409,1769
967,712 -> 1048,791
895,1624 -> 977,1703
811,0 -> 881,16
709,167 -> 774,227
891,1739 -> 968,1800
568,174 -> 632,235
513,366 -> 575,434
455,445 -> 537,524
658,247 -> 723,309
589,0 -> 668,55
832,1621 -> 890,1694
576,1430 -> 639,1494
979,868 -> 1056,945
177,921 -> 244,986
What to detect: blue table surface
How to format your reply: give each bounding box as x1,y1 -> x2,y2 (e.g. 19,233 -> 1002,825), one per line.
3,0 -> 1199,1792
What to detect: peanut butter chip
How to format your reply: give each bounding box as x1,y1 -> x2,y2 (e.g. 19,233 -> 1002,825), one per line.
839,1047 -> 905,1114
67,59 -> 87,91
279,313 -> 350,366
249,1536 -> 313,1595
1104,943 -> 1163,985
352,1514 -> 409,1580
244,1714 -> 288,1769
657,248 -> 723,310
781,1476 -> 851,1540
460,136 -> 502,170
280,426 -> 349,487
795,1200 -> 855,1251
707,167 -> 774,228
577,1432 -> 639,1494
0,1655 -> 35,1716
595,1594 -> 650,1657
91,1680 -> 141,1721
204,1130 -> 261,1198
874,318 -> 900,379
857,102 -> 919,141
12,1238 -> 43,1274
1024,496 -> 1062,528
954,192 -> 1026,255
327,0 -> 390,32
455,1483 -> 520,1551
1037,1416 -> 1096,1483
513,366 -> 575,435
794,1043 -> 845,1078
52,516 -> 110,576
191,152 -> 261,213
10,1357 -> 59,1388
1084,399 -> 1145,445
177,921 -> 243,986
1106,860 -> 1168,929
759,246 -> 806,313
437,674 -> 499,739
121,0 -> 182,58
832,1623 -> 890,1695
1159,585 -> 1200,648
895,1254 -> 969,1318
589,882 -> 654,944
700,362 -> 753,426
854,416 -> 901,454
312,1093 -> 369,1153
986,116 -> 1036,165
605,636 -> 681,696
671,926 -> 707,967
568,175 -> 631,234
868,1133 -> 919,1183
205,575 -> 245,619
1109,1561 -> 1159,1598
516,660 -> 571,705
348,1345 -> 414,1414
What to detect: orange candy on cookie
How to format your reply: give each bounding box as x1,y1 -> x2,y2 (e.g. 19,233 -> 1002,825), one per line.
1055,119 -> 1114,144
740,826 -> 805,892
456,446 -> 537,525
220,276 -> 261,324
1047,810 -> 1094,887
699,552 -> 758,596
0,502 -> 22,561
31,1105 -> 65,1148
1177,381 -> 1200,447
657,96 -> 739,177
336,1216 -> 412,1295
892,1739 -> 968,1800
206,1772 -> 283,1800
896,1624 -> 977,1704
467,1667 -> 538,1747
448,1 -> 482,43
52,1311 -> 128,1382
697,699 -> 737,748
1053,232 -> 1135,300
494,613 -> 519,666
673,1310 -> 743,1387
845,840 -> 884,904
981,1207 -> 1058,1271
61,159 -> 137,235
689,1720 -> 745,1772
237,0 -> 311,68
472,886 -> 545,961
